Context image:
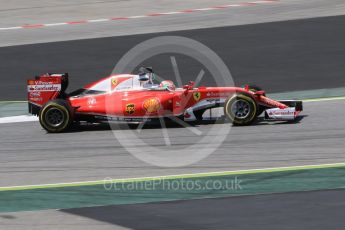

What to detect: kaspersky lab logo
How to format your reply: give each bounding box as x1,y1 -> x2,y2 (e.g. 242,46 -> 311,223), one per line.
107,36 -> 234,167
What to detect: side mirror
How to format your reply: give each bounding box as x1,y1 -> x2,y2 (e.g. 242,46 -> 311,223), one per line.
183,85 -> 190,90
183,81 -> 195,90
254,90 -> 266,96
183,83 -> 193,95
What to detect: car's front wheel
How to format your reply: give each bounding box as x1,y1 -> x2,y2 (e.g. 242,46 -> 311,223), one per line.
39,99 -> 73,133
224,93 -> 257,126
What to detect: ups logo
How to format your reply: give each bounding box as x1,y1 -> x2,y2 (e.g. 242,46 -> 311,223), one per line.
125,103 -> 135,114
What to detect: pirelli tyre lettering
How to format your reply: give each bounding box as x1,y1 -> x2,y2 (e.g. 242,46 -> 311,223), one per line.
39,99 -> 74,133
224,94 -> 257,125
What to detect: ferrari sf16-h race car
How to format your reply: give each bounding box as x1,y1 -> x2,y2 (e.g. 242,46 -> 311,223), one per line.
27,67 -> 303,133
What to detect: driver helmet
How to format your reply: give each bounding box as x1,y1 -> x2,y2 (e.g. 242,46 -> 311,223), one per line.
159,80 -> 176,91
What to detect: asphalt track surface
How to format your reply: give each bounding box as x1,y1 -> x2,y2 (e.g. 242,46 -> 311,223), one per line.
62,189 -> 345,230
1,0 -> 345,47
2,189 -> 344,229
1,99 -> 345,187
2,14 -> 345,100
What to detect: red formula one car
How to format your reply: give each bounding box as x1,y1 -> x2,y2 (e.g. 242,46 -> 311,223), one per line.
27,67 -> 303,133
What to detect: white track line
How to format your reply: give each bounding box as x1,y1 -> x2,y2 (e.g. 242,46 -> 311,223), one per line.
0,115 -> 38,124
1,162 -> 344,191
0,0 -> 278,31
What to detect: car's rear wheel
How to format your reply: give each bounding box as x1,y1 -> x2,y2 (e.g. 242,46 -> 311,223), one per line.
39,99 -> 73,133
224,93 -> 257,125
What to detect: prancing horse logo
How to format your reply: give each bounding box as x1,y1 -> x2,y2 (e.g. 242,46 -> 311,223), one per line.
193,92 -> 201,101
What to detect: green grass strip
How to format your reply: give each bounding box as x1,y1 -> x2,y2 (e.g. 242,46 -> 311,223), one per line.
0,163 -> 344,213
1,163 -> 345,191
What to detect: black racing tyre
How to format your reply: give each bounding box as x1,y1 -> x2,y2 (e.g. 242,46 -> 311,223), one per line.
246,85 -> 266,116
224,93 -> 257,126
39,99 -> 74,133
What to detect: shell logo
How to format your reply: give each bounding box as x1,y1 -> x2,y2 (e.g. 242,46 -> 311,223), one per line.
143,98 -> 161,113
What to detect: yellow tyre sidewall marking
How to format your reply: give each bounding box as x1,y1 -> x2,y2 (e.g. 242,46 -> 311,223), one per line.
39,102 -> 70,132
225,94 -> 257,124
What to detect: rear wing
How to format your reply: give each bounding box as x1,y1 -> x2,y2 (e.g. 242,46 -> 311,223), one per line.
27,73 -> 69,115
